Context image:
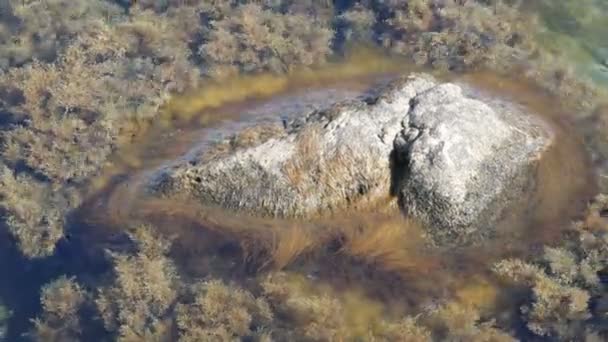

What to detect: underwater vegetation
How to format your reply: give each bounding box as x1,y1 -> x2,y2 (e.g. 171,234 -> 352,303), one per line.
27,224 -> 520,341
495,195 -> 608,340
0,0 -> 605,258
0,300 -> 10,341
30,276 -> 86,342
0,0 -> 606,341
532,0 -> 608,85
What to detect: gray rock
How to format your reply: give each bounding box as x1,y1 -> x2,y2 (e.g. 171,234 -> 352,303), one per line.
146,74 -> 554,245
148,75 -> 436,217
395,83 -> 553,245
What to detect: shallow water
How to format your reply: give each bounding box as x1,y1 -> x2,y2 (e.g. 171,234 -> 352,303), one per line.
529,0 -> 608,85
0,2 -> 606,340
54,54 -> 597,339
0,46 -> 601,339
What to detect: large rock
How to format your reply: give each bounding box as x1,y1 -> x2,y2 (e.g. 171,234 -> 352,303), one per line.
395,82 -> 552,244
147,74 -> 553,245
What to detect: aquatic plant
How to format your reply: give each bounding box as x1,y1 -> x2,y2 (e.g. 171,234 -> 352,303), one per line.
336,4 -> 376,45
0,300 -> 10,341
0,164 -> 77,258
265,223 -> 316,270
337,216 -> 437,274
370,317 -> 432,342
95,225 -> 179,341
0,15 -> 199,183
0,6 -> 201,257
332,0 -> 608,114
337,0 -> 536,72
261,272 -> 348,340
197,3 -> 334,78
31,276 -> 87,342
17,220 -> 527,341
534,0 -> 608,85
262,273 -> 431,340
494,195 -> 608,340
0,0 -> 124,69
259,271 -> 517,341
0,1 -> 607,340
429,301 -> 516,341
175,280 -> 273,341
0,0 -> 338,259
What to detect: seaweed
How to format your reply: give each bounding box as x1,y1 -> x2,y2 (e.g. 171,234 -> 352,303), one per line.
197,3 -> 334,77
0,299 -> 10,341
0,164 -> 77,258
95,225 -> 179,341
30,276 -> 87,342
494,195 -> 608,340
1,1 -> 608,341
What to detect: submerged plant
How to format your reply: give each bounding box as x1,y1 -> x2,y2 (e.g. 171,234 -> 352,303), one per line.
429,301 -> 516,341
0,300 -> 11,341
345,0 -> 537,72
0,1 -> 606,341
534,0 -> 608,85
95,225 -> 179,341
31,276 -> 87,342
175,280 -> 273,342
0,0 -> 125,69
0,3 -> 201,258
0,164 -> 77,258
198,3 -> 334,77
494,195 -> 608,340
337,216 -> 435,274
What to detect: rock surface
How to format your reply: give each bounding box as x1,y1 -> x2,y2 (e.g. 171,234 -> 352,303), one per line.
147,74 -> 554,245
395,82 -> 552,244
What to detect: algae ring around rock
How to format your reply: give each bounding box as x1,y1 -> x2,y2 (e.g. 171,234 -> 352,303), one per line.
146,74 -> 556,246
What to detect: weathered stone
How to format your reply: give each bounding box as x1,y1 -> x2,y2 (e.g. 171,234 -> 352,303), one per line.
395,82 -> 552,245
148,75 -> 436,217
147,74 -> 554,245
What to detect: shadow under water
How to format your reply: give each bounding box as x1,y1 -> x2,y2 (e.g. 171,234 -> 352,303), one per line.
60,51 -> 599,338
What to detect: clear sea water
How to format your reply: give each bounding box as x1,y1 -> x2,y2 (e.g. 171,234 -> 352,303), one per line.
0,1 -> 607,341
533,0 -> 608,85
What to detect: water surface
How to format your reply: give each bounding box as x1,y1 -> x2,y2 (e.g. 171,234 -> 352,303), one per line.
530,0 -> 608,85
62,58 -> 597,338
1,2 -> 607,338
